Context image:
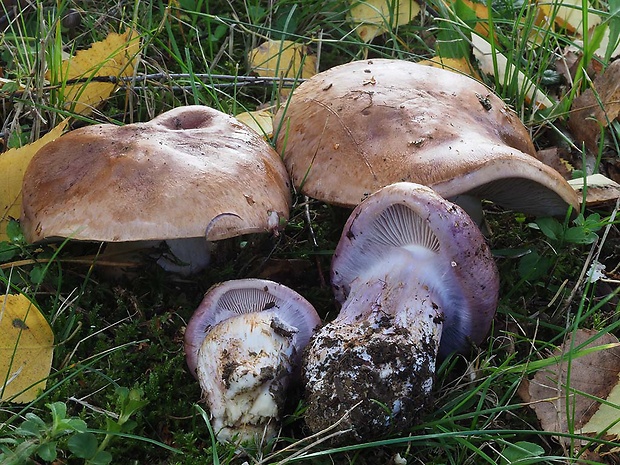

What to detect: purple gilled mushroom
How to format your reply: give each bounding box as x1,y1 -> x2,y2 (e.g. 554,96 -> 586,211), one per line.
302,182 -> 499,440
184,278 -> 321,443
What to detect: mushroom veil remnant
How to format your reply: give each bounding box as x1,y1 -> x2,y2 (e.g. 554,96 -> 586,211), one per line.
20,105 -> 291,274
275,59 -> 578,217
302,182 -> 499,440
184,278 -> 321,443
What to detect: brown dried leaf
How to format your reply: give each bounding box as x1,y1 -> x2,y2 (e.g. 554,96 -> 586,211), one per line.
535,147 -> 573,179
527,329 -> 620,447
257,258 -> 312,283
569,60 -> 620,154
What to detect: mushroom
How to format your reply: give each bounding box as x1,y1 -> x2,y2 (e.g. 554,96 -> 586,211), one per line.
274,59 -> 579,217
184,278 -> 321,443
302,182 -> 499,440
20,105 -> 291,274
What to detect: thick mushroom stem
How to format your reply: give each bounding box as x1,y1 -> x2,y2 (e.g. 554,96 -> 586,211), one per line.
302,182 -> 499,441
184,278 -> 322,443
197,311 -> 298,442
303,257 -> 444,439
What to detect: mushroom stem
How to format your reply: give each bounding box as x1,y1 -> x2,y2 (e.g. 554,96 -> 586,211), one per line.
184,278 -> 322,443
197,311 -> 298,442
302,182 -> 499,441
338,247 -> 445,328
303,259 -> 444,439
342,278 -> 444,351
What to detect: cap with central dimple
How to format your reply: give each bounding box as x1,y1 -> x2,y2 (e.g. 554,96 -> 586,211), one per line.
21,105 -> 291,244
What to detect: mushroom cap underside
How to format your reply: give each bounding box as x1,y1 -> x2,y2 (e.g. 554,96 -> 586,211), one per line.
331,182 -> 499,356
21,105 -> 291,243
184,278 -> 321,378
275,59 -> 578,215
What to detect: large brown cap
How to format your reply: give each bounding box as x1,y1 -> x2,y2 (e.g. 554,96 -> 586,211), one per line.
274,59 -> 578,217
21,105 -> 291,243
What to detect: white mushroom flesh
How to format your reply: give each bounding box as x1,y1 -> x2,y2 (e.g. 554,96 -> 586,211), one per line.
196,311 -> 298,443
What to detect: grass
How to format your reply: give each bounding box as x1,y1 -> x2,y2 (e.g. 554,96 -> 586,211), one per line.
1,0 -> 620,463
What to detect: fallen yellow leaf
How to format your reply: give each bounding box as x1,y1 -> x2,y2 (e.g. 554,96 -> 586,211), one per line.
568,173 -> 620,207
48,29 -> 140,115
537,0 -> 600,34
0,120 -> 69,241
581,377 -> 620,437
522,7 -> 554,47
417,56 -> 480,79
348,0 -> 420,42
248,40 -> 316,95
0,294 -> 54,403
443,0 -> 492,38
590,22 -> 620,61
235,109 -> 274,138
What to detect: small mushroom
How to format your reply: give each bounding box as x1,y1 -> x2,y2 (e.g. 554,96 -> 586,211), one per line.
302,182 -> 499,440
274,59 -> 578,217
20,105 -> 291,274
184,278 -> 321,443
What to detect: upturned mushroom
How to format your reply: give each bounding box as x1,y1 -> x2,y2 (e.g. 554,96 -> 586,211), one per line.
302,182 -> 499,440
20,105 -> 291,274
274,59 -> 578,217
184,278 -> 321,443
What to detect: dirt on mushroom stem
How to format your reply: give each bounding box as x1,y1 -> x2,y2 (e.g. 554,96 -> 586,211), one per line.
302,278 -> 443,442
302,312 -> 439,442
302,182 -> 500,442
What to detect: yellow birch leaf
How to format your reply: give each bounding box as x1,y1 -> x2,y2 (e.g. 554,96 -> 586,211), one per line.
537,0 -> 600,34
443,0 -> 492,38
48,29 -> 140,115
0,294 -> 54,403
235,110 -> 274,138
0,120 -> 69,241
522,6 -> 554,47
472,34 -> 554,110
248,40 -> 317,96
417,56 -> 481,79
348,0 -> 421,42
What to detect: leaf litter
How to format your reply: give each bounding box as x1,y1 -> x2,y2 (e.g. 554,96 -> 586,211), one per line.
521,329 -> 620,451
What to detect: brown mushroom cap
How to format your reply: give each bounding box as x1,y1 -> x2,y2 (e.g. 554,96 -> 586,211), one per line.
274,59 -> 578,216
21,105 -> 291,243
